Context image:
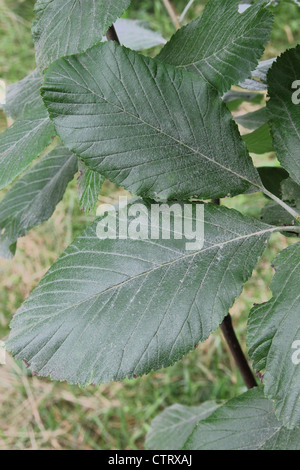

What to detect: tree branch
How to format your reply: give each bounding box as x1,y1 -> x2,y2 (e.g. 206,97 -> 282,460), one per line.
220,314 -> 257,390
162,0 -> 180,30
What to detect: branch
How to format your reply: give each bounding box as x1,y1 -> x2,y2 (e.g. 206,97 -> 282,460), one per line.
162,0 -> 180,30
220,314 -> 257,390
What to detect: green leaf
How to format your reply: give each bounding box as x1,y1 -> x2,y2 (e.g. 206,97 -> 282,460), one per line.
248,242 -> 300,428
281,177 -> 300,209
238,58 -> 276,90
242,123 -> 273,154
267,45 -> 300,185
4,69 -> 43,120
258,166 -> 289,198
0,146 -> 77,258
146,401 -> 221,450
260,177 -> 300,227
0,105 -> 56,191
7,202 -> 273,385
42,42 -> 262,200
252,57 -> 276,82
157,0 -> 273,94
235,108 -> 268,130
107,19 -> 166,51
184,388 -> 300,450
77,161 -> 104,212
260,201 -> 295,226
32,0 -> 131,70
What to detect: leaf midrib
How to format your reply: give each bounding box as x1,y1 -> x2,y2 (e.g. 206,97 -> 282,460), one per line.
16,225 -> 275,325
45,57 -> 262,192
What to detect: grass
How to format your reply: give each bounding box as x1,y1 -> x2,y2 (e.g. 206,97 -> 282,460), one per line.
0,0 -> 299,451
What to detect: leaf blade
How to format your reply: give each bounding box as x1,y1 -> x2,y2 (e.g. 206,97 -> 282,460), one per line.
42,42 -> 262,200
0,145 -> 77,258
247,242 -> 300,428
33,0 -> 131,70
157,0 -> 273,94
267,45 -> 300,185
184,388 -> 300,450
7,202 -> 273,385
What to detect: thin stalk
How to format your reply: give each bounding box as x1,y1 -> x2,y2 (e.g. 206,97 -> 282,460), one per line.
180,0 -> 195,24
275,225 -> 300,235
220,314 -> 257,390
212,199 -> 257,389
162,0 -> 180,30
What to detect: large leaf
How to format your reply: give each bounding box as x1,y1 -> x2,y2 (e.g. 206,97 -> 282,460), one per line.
247,242 -> 300,428
267,46 -> 300,185
77,161 -> 104,212
145,401 -> 221,450
4,69 -> 42,120
42,42 -> 262,200
7,202 -> 274,385
0,146 -> 77,258
0,105 -> 55,190
157,0 -> 273,94
32,0 -> 131,70
184,388 -> 300,450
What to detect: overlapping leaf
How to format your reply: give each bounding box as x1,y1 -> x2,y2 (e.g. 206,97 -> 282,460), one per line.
77,161 -> 104,212
0,105 -> 55,190
248,242 -> 300,428
0,68 -> 57,190
146,401 -> 221,450
0,146 -> 77,258
32,0 -> 131,70
4,69 -> 42,119
104,19 -> 166,51
42,42 -> 262,200
157,0 -> 273,94
7,203 -> 274,385
184,388 -> 300,450
267,46 -> 300,185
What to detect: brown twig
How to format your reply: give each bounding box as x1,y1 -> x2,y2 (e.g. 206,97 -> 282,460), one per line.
162,0 -> 180,30
220,314 -> 257,390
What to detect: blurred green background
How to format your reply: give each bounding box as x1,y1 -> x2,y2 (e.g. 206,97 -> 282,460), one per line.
0,0 -> 299,450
